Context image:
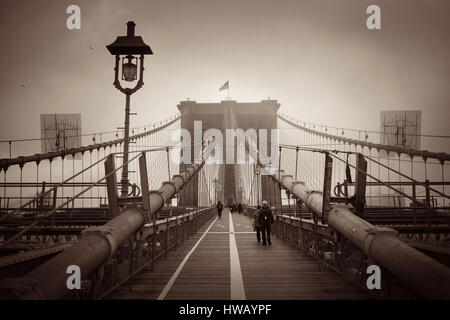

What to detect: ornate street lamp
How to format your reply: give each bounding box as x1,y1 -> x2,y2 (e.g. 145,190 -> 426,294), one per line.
106,21 -> 153,197
254,164 -> 260,205
213,178 -> 220,204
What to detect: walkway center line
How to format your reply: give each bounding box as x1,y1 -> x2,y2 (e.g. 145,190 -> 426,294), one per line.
200,231 -> 255,234
229,211 -> 246,300
157,215 -> 218,300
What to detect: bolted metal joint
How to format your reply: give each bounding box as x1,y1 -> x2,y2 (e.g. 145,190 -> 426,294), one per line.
162,181 -> 177,196
81,226 -> 119,259
172,174 -> 185,190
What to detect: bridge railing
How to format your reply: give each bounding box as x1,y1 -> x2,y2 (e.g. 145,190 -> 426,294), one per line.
271,213 -> 415,299
244,131 -> 450,298
68,206 -> 215,300
0,137 -> 215,299
244,203 -> 448,299
266,170 -> 450,299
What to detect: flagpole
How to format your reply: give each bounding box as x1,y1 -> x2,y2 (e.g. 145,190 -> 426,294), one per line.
228,83 -> 230,99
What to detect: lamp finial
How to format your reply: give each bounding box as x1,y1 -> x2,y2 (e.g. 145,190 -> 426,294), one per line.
127,21 -> 136,37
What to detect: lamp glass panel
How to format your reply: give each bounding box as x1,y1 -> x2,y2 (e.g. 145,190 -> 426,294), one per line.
122,60 -> 137,82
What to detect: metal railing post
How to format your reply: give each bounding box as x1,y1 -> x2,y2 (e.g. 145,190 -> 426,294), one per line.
322,152 -> 333,224
105,154 -> 119,219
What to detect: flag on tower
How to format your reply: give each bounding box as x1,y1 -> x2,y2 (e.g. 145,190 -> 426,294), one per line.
219,81 -> 229,91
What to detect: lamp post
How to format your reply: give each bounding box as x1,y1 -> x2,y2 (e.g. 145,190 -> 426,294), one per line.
213,178 -> 220,204
106,21 -> 153,197
254,164 -> 260,205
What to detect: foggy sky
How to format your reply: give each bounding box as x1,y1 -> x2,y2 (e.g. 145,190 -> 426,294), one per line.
0,0 -> 449,153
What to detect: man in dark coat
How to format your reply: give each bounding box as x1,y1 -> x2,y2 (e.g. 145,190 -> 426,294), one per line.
258,200 -> 274,245
216,201 -> 223,219
253,205 -> 262,242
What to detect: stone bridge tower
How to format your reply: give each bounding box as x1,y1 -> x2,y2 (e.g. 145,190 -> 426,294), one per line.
177,99 -> 280,208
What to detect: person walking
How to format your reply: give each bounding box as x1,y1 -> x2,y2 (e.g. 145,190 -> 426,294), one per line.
216,201 -> 223,219
258,200 -> 274,245
237,203 -> 243,214
253,205 -> 262,242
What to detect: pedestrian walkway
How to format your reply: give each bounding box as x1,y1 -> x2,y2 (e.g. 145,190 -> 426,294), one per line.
108,209 -> 369,299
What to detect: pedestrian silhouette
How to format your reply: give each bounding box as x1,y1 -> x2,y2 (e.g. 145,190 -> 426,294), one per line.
258,200 -> 274,245
216,201 -> 223,219
253,205 -> 262,242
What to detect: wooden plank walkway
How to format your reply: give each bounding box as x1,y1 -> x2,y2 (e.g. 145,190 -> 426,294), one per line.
107,209 -> 370,300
